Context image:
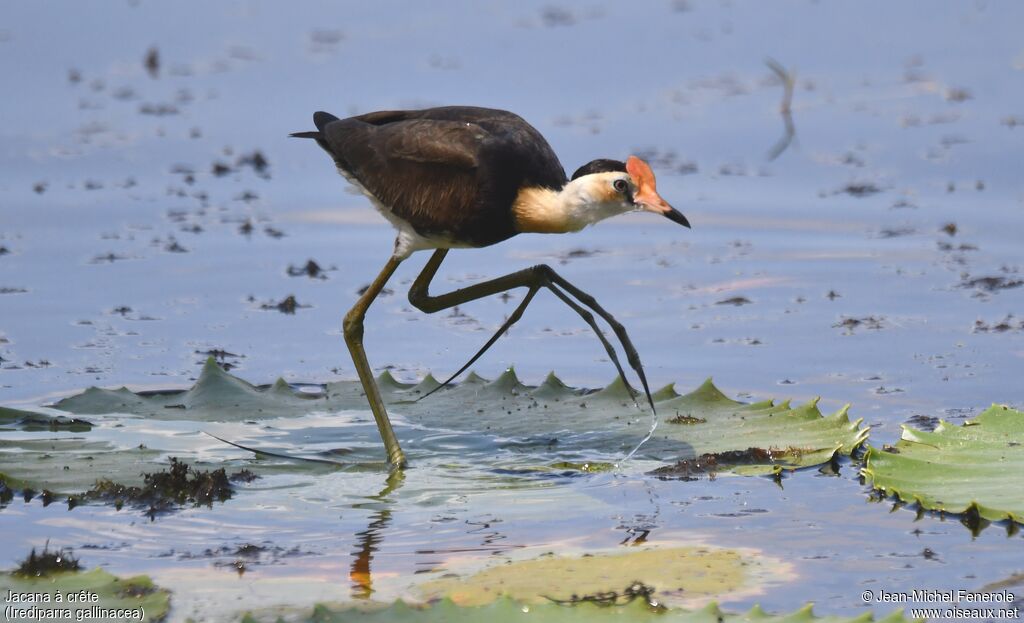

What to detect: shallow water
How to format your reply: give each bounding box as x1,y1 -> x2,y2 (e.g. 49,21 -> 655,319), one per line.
2,1 -> 1023,621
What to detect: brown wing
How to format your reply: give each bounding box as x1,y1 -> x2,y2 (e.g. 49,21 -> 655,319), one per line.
320,116 -> 492,241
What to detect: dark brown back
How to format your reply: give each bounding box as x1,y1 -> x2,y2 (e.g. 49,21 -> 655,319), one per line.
310,107 -> 567,247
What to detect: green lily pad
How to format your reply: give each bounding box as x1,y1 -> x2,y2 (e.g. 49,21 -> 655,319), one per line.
238,596 -> 914,623
862,404 -> 1024,523
0,438 -> 162,492
0,568 -> 170,622
2,360 -> 866,494
418,546 -> 756,606
647,380 -> 865,475
0,406 -> 92,432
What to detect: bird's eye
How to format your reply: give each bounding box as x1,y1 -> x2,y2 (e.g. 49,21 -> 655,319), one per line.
613,179 -> 629,193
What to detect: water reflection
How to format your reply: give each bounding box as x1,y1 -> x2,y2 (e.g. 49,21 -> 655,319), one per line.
349,468 -> 405,599
765,58 -> 797,161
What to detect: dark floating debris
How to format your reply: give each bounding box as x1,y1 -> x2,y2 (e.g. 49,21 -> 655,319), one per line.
667,413 -> 706,425
195,348 -> 244,370
650,447 -> 798,481
196,348 -> 243,360
14,544 -> 81,577
833,316 -> 885,333
144,46 -> 160,78
876,227 -> 915,239
973,314 -> 1024,333
937,241 -> 977,252
837,182 -> 882,197
164,236 -> 188,253
236,150 -> 270,178
259,295 -> 308,314
960,275 -> 1023,293
139,102 -> 178,116
715,296 -> 752,306
357,284 -> 393,297
874,386 -> 905,395
287,259 -> 326,279
540,6 -> 576,27
79,457 -> 258,517
32,181 -> 47,194
545,581 -> 664,611
558,248 -> 598,264
941,222 -> 958,236
310,29 -> 344,45
905,414 -> 941,432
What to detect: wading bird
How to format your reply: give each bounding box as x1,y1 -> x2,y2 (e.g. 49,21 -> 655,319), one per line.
292,106 -> 689,468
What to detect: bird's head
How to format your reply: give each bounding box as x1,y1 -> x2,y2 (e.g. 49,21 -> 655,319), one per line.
564,156 -> 690,229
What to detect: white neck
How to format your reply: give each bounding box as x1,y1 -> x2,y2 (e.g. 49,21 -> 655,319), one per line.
512,174 -> 629,234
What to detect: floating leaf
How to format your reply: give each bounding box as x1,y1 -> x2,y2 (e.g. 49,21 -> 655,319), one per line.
0,568 -> 170,621
238,596 -> 913,623
645,379 -> 866,475
1,360 -> 867,494
419,547 -> 754,606
0,406 -> 91,432
862,404 -> 1024,523
0,438 -> 161,492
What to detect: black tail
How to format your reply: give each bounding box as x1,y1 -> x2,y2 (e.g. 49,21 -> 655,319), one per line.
289,111 -> 341,139
313,110 -> 339,131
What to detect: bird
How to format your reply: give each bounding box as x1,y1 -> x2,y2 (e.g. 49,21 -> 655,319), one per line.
292,106 -> 690,468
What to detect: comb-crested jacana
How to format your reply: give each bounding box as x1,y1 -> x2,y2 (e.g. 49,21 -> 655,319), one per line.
292,106 -> 689,468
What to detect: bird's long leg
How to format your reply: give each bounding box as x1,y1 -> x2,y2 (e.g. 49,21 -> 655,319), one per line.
408,250 -> 653,412
344,255 -> 406,468
420,281 -> 634,403
535,272 -> 656,413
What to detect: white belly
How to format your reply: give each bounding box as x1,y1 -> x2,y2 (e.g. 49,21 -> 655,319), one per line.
337,168 -> 471,259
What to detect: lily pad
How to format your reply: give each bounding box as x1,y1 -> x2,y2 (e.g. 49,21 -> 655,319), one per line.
238,597 -> 914,623
0,360 -> 868,495
1,360 -> 867,494
0,568 -> 170,622
67,360 -> 866,467
0,406 -> 92,432
0,438 -> 161,492
862,404 -> 1024,523
419,546 -> 756,606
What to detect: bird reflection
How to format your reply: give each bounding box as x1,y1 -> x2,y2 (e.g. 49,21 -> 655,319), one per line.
349,468 -> 405,599
765,58 -> 797,161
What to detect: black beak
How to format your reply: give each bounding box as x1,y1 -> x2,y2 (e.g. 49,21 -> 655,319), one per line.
663,207 -> 691,229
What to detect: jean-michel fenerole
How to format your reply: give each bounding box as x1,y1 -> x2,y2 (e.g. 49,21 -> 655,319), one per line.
874,588 -> 1015,603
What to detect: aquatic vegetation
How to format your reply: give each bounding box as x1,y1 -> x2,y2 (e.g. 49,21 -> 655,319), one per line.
238,596 -> 914,623
862,404 -> 1024,524
0,406 -> 92,432
0,567 -> 170,621
417,546 -> 765,607
0,359 -> 869,494
14,544 -> 81,577
75,457 -> 258,516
